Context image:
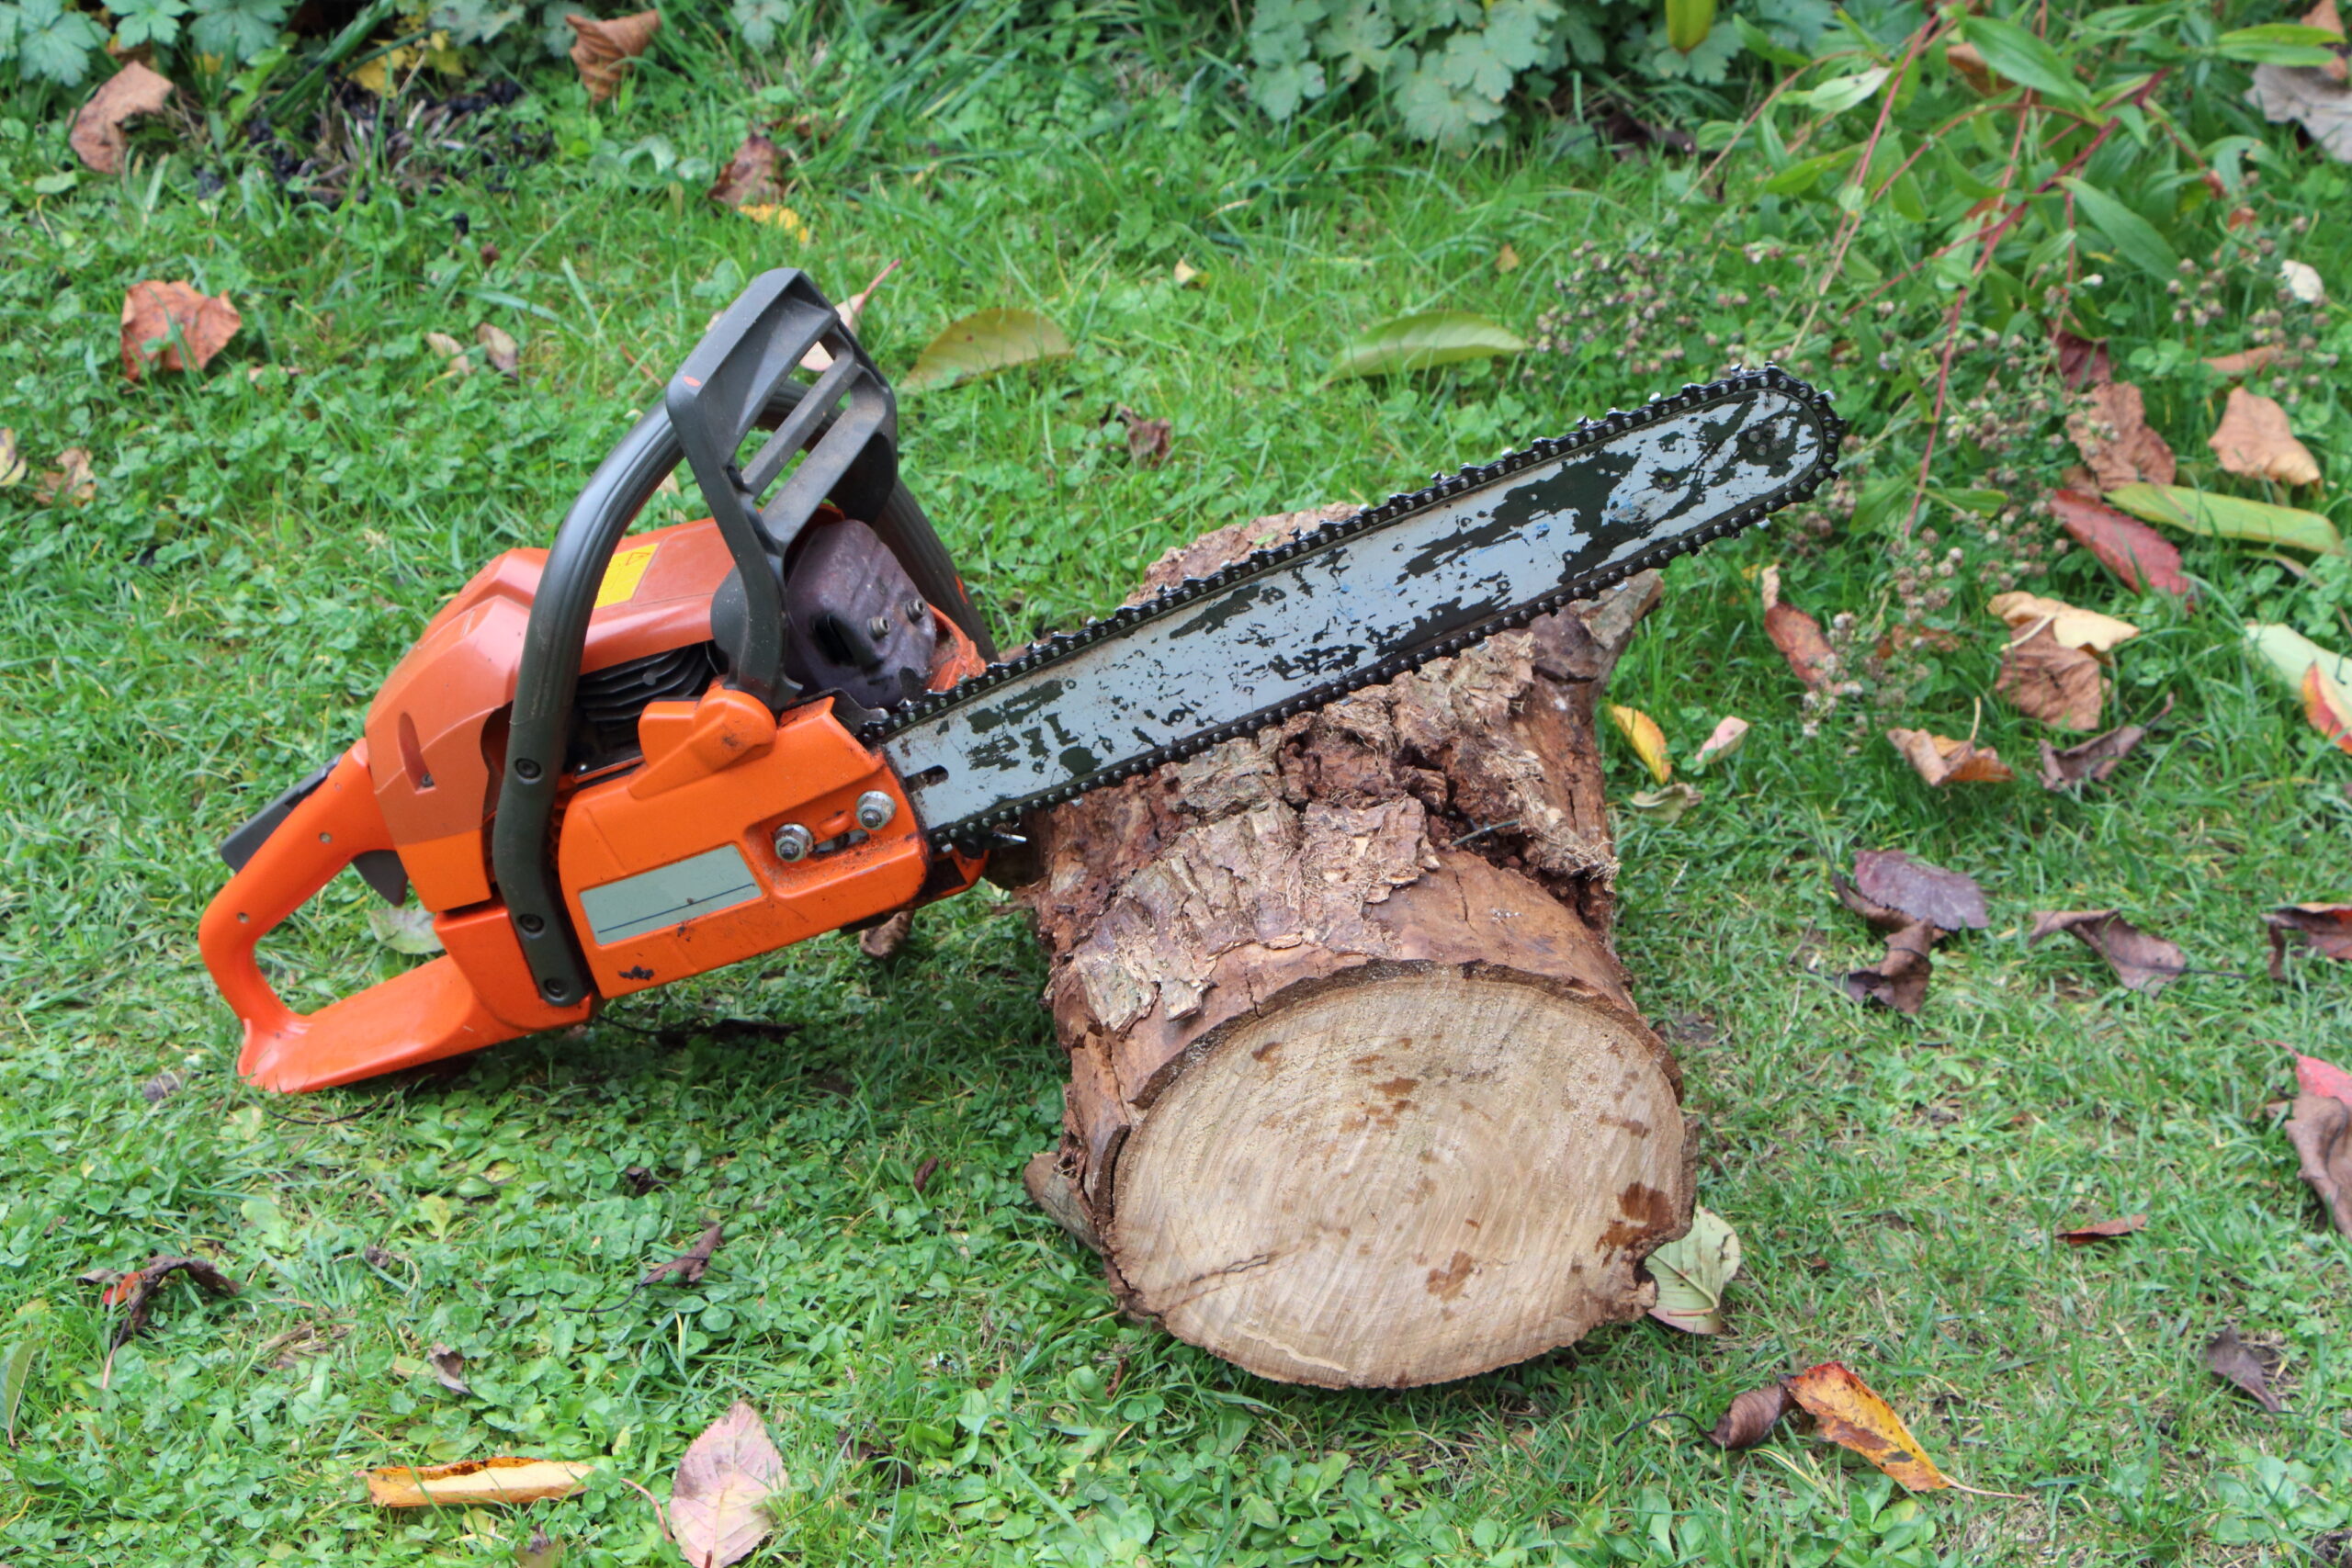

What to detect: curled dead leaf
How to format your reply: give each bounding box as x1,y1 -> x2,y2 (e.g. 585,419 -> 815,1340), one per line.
2055,1213 -> 2147,1245
565,10 -> 660,103
72,62 -> 175,175
1996,626 -> 2107,730
1843,919 -> 1940,1014
104,1255 -> 239,1348
646,1221 -> 722,1287
2266,905 -> 2352,978
2051,328 -> 2110,389
707,131 -> 786,207
1708,1382 -> 1793,1449
1886,727 -> 2013,785
364,1455 -> 594,1507
2284,1094 -> 2352,1236
2038,699 -> 2164,790
1852,849 -> 1987,931
671,1401 -> 786,1568
2028,908 -> 2186,994
34,446 -> 95,508
427,1344 -> 473,1396
2308,0 -> 2347,81
2211,386 -> 2322,487
120,281 -> 241,381
2066,381 -> 2176,491
2204,1325 -> 2284,1413
1608,704 -> 1671,784
1115,406 -> 1172,468
1987,592 -> 2139,655
476,322 -> 519,379
857,909 -> 913,960
1783,1362 -> 1950,1492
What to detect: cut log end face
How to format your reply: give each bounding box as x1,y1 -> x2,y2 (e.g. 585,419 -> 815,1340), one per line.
1105,965 -> 1686,1388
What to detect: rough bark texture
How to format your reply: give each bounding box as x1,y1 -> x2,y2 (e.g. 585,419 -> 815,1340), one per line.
1012,505 -> 1689,1388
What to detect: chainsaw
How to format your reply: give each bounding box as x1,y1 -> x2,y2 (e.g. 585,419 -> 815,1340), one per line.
200,270 -> 1841,1092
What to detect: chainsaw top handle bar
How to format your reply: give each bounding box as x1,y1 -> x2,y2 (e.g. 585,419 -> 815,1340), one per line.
492,269 -> 995,1010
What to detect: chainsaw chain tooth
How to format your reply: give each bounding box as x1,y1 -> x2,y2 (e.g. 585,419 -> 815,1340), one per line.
865,371 -> 1840,832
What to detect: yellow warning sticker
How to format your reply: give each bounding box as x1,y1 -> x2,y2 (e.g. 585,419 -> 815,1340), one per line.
594,544 -> 659,610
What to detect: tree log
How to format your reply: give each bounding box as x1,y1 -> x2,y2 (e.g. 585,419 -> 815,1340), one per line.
1013,505 -> 1690,1388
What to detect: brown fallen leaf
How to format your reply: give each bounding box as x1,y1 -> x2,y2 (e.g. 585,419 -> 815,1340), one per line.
477,322 -> 519,379
1996,626 -> 2107,730
1886,727 -> 2014,785
2056,1213 -> 2147,1245
2311,0 -> 2347,81
707,130 -> 786,207
427,1344 -> 473,1396
102,1254 -> 239,1348
2038,699 -> 2164,790
2211,386 -> 2322,487
2266,904 -> 2352,978
857,909 -> 913,960
2051,328 -> 2110,390
671,1401 -> 786,1568
34,446 -> 96,507
1844,920 -> 1940,1014
2204,344 -> 2285,378
1850,849 -> 1990,932
565,10 -> 660,103
911,1155 -> 940,1193
648,1221 -> 722,1287
424,330 -> 470,375
1945,39 -> 1995,92
1708,1382 -> 1793,1449
120,281 -> 241,381
1118,407 -> 1172,468
1760,568 -> 1837,689
2028,908 -> 2187,994
1783,1362 -> 1950,1492
2204,1325 -> 2284,1413
2285,1093 -> 2352,1236
2067,381 -> 2176,491
365,1456 -> 595,1507
71,62 -> 175,175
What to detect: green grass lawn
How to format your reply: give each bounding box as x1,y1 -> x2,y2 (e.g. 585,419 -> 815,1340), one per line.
4,11 -> 2352,1563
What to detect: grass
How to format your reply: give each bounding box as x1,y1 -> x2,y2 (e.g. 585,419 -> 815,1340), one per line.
3,5 -> 2352,1562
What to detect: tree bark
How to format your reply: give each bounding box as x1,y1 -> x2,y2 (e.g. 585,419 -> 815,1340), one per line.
1012,505 -> 1690,1388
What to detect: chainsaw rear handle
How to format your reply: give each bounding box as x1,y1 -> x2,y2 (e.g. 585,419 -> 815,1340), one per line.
494,269 -> 993,1010
199,747 -> 587,1091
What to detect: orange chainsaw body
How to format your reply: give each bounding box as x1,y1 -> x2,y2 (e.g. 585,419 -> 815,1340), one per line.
200,516 -> 986,1092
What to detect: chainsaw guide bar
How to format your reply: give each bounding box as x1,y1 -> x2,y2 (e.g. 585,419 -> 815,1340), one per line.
873,367 -> 1842,849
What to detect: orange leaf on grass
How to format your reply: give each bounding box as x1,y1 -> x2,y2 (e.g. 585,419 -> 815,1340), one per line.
2298,1052 -> 2352,1103
2211,387 -> 2323,488
120,281 -> 241,381
2056,1213 -> 2147,1245
1886,728 -> 2013,785
363,1456 -> 594,1507
1760,567 -> 1836,690
2268,909 -> 2352,977
2048,489 -> 2194,599
2205,344 -> 2285,378
2301,661 -> 2352,753
565,10 -> 660,102
71,62 -> 175,175
1783,1362 -> 1949,1492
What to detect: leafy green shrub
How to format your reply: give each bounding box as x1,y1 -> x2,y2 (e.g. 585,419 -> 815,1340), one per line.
0,0 -> 290,85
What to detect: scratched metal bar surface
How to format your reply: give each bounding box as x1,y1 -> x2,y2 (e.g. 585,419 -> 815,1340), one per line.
878,368 -> 1841,844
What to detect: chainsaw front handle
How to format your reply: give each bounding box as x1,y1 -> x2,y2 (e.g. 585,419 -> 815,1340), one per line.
199,746 -> 588,1091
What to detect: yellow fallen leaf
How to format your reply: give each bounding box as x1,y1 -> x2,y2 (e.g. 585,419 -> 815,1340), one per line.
1985,592 -> 2138,654
737,204 -> 809,243
363,1456 -> 594,1507
1172,258 -> 1202,288
1784,1362 -> 1949,1492
1608,704 -> 1671,784
1887,727 -> 2013,785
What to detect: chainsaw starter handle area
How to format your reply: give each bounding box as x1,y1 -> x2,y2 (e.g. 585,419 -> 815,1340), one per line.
494,270 -> 990,1010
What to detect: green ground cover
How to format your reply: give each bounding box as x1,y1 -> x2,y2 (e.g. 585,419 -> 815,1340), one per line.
3,5 -> 2352,1562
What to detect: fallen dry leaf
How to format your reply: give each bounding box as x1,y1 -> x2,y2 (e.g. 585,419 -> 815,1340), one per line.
1625,782 -> 1702,820
858,909 -> 913,960
427,1344 -> 473,1397
1887,728 -> 2014,785
120,281 -> 241,381
1645,1205 -> 1740,1335
1608,704 -> 1672,784
1844,920 -> 1940,1014
1690,715 -> 1749,768
1496,243 -> 1520,273
516,1528 -> 567,1568
565,10 -> 660,103
2285,1094 -> 2352,1236
1784,1362 -> 1950,1492
2205,344 -> 2285,378
707,131 -> 786,207
2211,387 -> 2322,487
34,446 -> 95,507
2303,660 -> 2352,753
2067,381 -> 2176,491
424,330 -> 469,374
2038,700 -> 2163,789
2051,327 -> 2110,390
2205,1325 -> 2284,1413
911,1155 -> 939,1193
1172,258 -> 1202,288
1760,567 -> 1837,689
1850,849 -> 1988,931
2298,1052 -> 2352,1103
1987,591 -> 2140,655
1708,1382 -> 1793,1450
2056,1213 -> 2147,1246
648,1222 -> 722,1287
1996,627 -> 2108,730
2028,908 -> 2186,994
671,1401 -> 786,1568
0,427 -> 23,489
2310,0 -> 2347,81
365,1456 -> 595,1507
2051,486 -> 2191,597
477,322 -> 519,379
2267,906 -> 2352,977
71,62 -> 174,175
1115,406 -> 1172,468
2248,63 -> 2352,164
100,1254 -> 238,1348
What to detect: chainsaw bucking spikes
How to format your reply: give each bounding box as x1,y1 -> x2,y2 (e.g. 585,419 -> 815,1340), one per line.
200,266 -> 1839,1090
